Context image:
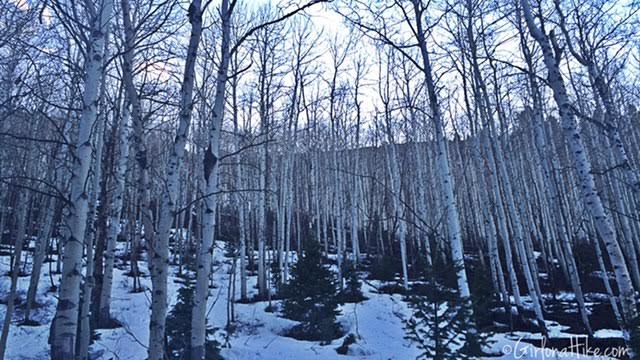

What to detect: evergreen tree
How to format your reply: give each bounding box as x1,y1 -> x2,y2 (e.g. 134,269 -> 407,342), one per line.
165,279 -> 221,359
339,260 -> 366,303
223,237 -> 237,259
281,240 -> 341,342
405,261 -> 491,359
405,282 -> 468,359
270,260 -> 283,297
369,253 -> 400,282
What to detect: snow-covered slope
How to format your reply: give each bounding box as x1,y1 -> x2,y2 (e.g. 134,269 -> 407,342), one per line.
0,241 -> 621,359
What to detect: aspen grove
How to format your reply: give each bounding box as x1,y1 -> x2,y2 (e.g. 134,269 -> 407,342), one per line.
2,0 -> 640,359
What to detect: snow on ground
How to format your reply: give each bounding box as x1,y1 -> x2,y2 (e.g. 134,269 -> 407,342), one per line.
221,284 -> 420,359
0,242 -> 59,360
0,240 -> 623,359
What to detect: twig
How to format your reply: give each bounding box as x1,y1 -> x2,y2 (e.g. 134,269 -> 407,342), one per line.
263,336 -> 279,349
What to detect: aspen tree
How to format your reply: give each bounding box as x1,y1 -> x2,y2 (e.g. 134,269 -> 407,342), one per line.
50,0 -> 114,356
521,0 -> 638,349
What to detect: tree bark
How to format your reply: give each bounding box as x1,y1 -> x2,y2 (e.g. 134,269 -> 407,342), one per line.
50,1 -> 113,356
521,0 -> 638,349
191,1 -> 230,358
0,191 -> 29,359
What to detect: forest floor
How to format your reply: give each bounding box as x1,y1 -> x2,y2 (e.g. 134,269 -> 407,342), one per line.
0,238 -> 627,359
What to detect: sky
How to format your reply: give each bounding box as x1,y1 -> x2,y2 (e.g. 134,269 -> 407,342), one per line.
11,0 -> 640,143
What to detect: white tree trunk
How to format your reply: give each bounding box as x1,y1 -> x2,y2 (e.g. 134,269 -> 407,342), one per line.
78,97 -> 107,359
521,0 -> 638,347
238,195 -> 247,301
191,1 -> 229,358
407,2 -> 481,349
412,0 -> 472,306
493,133 -> 548,335
257,142 -> 268,297
25,198 -> 55,322
0,191 -> 29,359
386,143 -> 409,290
121,0 -> 149,296
413,142 -> 432,265
50,1 -> 113,356
98,106 -> 130,326
520,24 -> 593,333
145,0 -> 204,358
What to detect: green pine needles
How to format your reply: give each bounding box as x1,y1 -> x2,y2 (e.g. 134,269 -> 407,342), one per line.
281,240 -> 343,343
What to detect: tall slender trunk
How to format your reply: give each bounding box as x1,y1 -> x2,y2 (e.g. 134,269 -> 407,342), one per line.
518,18 -> 592,332
239,197 -> 247,301
50,1 -> 113,356
78,96 -> 107,359
121,0 -> 149,296
98,107 -> 130,326
191,1 -> 230,358
386,143 -> 409,290
410,0 -> 477,350
25,198 -> 55,322
0,191 -> 29,359
231,66 -> 248,302
144,0 -> 204,358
